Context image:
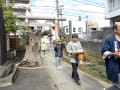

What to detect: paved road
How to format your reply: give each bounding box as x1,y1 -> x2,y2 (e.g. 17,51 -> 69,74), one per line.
0,68 -> 56,90
64,65 -> 104,90
105,86 -> 120,90
44,52 -> 105,90
0,50 -> 110,90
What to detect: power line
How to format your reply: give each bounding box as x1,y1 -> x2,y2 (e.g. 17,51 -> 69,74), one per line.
63,13 -> 79,17
63,12 -> 105,18
30,3 -> 105,18
30,5 -> 104,14
64,8 -> 104,14
63,11 -> 105,17
63,11 -> 84,15
31,0 -> 105,8
72,0 -> 105,7
31,9 -> 104,18
72,0 -> 105,8
78,0 -> 105,5
63,14 -> 105,20
50,9 -> 57,15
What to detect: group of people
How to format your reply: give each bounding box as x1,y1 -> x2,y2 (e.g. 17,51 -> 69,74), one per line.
40,35 -> 83,85
54,34 -> 84,85
41,22 -> 120,88
54,22 -> 120,87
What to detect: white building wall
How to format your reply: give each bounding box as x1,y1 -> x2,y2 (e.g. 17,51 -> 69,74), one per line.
64,21 -> 86,39
71,21 -> 86,33
106,0 -> 120,18
64,21 -> 86,35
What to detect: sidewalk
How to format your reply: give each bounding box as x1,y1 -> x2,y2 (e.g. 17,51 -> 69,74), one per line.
43,52 -> 85,90
0,68 -> 56,90
43,51 -> 105,90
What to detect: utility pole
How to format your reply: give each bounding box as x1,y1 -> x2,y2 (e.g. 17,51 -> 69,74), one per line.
86,15 -> 88,32
55,0 -> 60,39
69,21 -> 72,41
56,0 -> 59,19
60,5 -> 64,39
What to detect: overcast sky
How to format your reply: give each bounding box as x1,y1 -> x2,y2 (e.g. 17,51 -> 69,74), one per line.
31,0 -> 106,21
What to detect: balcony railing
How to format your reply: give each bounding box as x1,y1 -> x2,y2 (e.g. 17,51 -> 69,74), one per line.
13,12 -> 26,16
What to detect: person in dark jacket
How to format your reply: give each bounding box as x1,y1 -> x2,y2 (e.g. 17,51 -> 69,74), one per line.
54,40 -> 65,70
101,22 -> 120,88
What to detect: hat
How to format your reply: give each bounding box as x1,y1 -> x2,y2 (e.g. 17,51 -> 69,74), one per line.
56,39 -> 61,44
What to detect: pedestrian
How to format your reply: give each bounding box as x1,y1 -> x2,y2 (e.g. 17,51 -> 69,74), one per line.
101,22 -> 120,88
54,39 -> 65,70
67,34 -> 84,85
41,42 -> 47,55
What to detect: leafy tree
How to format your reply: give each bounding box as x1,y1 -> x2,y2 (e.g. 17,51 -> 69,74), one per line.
0,0 -> 19,33
41,31 -> 49,36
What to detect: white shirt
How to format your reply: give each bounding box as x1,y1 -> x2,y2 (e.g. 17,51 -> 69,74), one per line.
67,41 -> 84,63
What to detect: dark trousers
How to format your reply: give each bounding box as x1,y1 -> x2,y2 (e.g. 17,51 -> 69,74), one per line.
71,63 -> 80,81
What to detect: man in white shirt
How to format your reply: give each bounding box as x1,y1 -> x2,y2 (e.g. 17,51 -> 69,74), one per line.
67,34 -> 84,85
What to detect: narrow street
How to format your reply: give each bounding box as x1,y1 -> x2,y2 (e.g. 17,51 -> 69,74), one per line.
1,0 -> 120,90
0,68 -> 56,90
0,50 -> 109,90
43,51 -> 105,90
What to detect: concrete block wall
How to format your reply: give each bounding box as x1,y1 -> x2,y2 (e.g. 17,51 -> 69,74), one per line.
80,27 -> 113,54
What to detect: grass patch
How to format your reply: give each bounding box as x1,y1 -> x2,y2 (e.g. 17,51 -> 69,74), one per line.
63,49 -> 112,83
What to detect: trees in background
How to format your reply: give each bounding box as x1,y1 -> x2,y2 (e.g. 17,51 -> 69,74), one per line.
0,0 -> 19,33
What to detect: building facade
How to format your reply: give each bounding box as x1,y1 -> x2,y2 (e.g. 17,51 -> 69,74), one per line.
106,0 -> 120,24
64,21 -> 86,35
64,21 -> 86,39
13,0 -> 31,26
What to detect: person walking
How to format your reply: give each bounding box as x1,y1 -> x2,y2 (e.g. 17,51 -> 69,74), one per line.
101,22 -> 120,88
67,34 -> 84,85
41,42 -> 47,55
54,39 -> 65,70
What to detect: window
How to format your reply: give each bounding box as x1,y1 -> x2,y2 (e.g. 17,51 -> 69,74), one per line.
73,27 -> 76,32
78,27 -> 83,32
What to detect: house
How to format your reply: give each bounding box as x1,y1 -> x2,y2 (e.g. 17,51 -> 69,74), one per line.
12,0 -> 31,27
105,0 -> 120,24
7,0 -> 31,50
64,21 -> 86,34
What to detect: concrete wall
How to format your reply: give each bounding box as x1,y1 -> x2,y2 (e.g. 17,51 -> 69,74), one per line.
81,41 -> 103,55
101,27 -> 113,40
66,27 -> 113,54
80,27 -> 113,54
89,31 -> 103,40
